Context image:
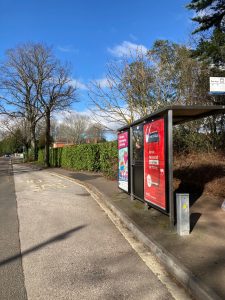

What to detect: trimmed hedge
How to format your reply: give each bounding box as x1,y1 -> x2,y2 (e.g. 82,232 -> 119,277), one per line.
38,141 -> 118,178
37,148 -> 45,164
99,142 -> 118,178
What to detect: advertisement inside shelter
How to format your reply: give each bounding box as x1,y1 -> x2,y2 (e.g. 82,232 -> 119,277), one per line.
118,131 -> 129,192
144,118 -> 166,210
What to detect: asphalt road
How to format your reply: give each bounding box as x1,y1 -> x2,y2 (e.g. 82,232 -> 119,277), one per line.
0,158 -> 27,300
0,160 -> 191,300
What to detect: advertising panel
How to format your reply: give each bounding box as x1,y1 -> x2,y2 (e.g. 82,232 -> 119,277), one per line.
118,131 -> 129,192
144,118 -> 166,210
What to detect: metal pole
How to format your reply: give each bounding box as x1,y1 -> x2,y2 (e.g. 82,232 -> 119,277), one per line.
129,126 -> 134,201
168,110 -> 174,228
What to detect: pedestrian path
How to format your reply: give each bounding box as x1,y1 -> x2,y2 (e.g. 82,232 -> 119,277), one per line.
49,167 -> 225,300
13,164 -> 180,300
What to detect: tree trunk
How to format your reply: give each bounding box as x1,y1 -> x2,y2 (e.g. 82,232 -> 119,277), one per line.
24,144 -> 29,162
30,123 -> 38,161
45,110 -> 51,167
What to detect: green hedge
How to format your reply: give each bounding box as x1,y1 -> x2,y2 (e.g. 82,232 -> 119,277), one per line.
38,148 -> 45,164
99,142 -> 118,178
38,141 -> 118,178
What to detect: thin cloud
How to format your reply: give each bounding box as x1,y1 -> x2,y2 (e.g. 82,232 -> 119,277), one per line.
129,34 -> 137,41
53,106 -> 130,134
71,79 -> 87,90
107,41 -> 147,57
57,45 -> 79,53
95,78 -> 113,89
71,78 -> 112,91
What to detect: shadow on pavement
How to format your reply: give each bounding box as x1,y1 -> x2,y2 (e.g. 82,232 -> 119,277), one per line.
69,172 -> 102,181
0,225 -> 87,267
190,212 -> 201,232
12,168 -> 42,176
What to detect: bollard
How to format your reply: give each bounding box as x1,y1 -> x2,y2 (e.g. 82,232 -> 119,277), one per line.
176,193 -> 190,236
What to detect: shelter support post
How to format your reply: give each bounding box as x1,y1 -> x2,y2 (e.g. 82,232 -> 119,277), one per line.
168,110 -> 174,228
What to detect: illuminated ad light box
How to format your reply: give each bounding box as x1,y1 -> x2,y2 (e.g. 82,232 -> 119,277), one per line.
144,118 -> 166,210
118,131 -> 129,192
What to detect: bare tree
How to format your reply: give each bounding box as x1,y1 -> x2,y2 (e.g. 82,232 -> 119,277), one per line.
28,44 -> 77,166
88,41 -> 214,131
52,112 -> 106,144
0,44 -> 44,159
0,116 -> 30,152
85,123 -> 106,143
0,43 -> 77,165
55,112 -> 90,144
147,40 -> 212,105
88,49 -> 155,128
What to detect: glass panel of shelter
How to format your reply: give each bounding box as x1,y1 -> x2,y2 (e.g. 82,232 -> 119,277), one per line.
132,124 -> 144,200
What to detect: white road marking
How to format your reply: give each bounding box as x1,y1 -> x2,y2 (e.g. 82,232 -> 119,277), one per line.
26,178 -> 67,191
47,171 -> 192,300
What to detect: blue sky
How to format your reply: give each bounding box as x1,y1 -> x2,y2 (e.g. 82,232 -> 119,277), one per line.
0,0 -> 193,113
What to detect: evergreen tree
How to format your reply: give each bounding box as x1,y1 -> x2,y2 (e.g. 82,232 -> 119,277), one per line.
187,1 -> 225,128
187,0 -> 225,69
187,0 -> 225,33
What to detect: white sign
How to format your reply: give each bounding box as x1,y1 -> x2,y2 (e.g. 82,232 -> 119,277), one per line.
210,77 -> 225,94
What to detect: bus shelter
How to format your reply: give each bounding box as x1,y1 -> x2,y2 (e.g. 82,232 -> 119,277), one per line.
117,105 -> 225,227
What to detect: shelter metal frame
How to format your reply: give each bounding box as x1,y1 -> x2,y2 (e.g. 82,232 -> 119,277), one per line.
118,105 -> 225,227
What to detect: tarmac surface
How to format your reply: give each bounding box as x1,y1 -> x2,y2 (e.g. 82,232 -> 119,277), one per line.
11,162 -> 189,300
0,158 -> 27,300
48,167 -> 225,300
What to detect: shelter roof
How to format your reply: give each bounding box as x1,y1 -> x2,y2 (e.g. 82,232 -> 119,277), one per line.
117,105 -> 225,131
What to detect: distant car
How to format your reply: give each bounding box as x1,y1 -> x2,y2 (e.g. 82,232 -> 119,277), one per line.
4,154 -> 11,158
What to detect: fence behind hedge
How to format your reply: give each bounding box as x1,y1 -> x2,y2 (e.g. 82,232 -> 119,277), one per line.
38,141 -> 118,178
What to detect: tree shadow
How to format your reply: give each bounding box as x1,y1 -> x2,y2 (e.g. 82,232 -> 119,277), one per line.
174,164 -> 225,206
0,169 -> 11,177
69,172 -> 102,181
12,168 -> 41,174
0,225 -> 87,267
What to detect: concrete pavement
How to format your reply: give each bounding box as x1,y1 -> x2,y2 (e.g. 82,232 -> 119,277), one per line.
11,163 -> 190,300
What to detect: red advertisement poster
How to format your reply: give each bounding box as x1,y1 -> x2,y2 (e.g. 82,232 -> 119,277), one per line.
144,118 -> 166,210
118,132 -> 129,192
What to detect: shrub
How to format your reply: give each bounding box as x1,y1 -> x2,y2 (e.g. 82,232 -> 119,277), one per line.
38,141 -> 118,179
99,141 -> 118,178
37,148 -> 45,164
